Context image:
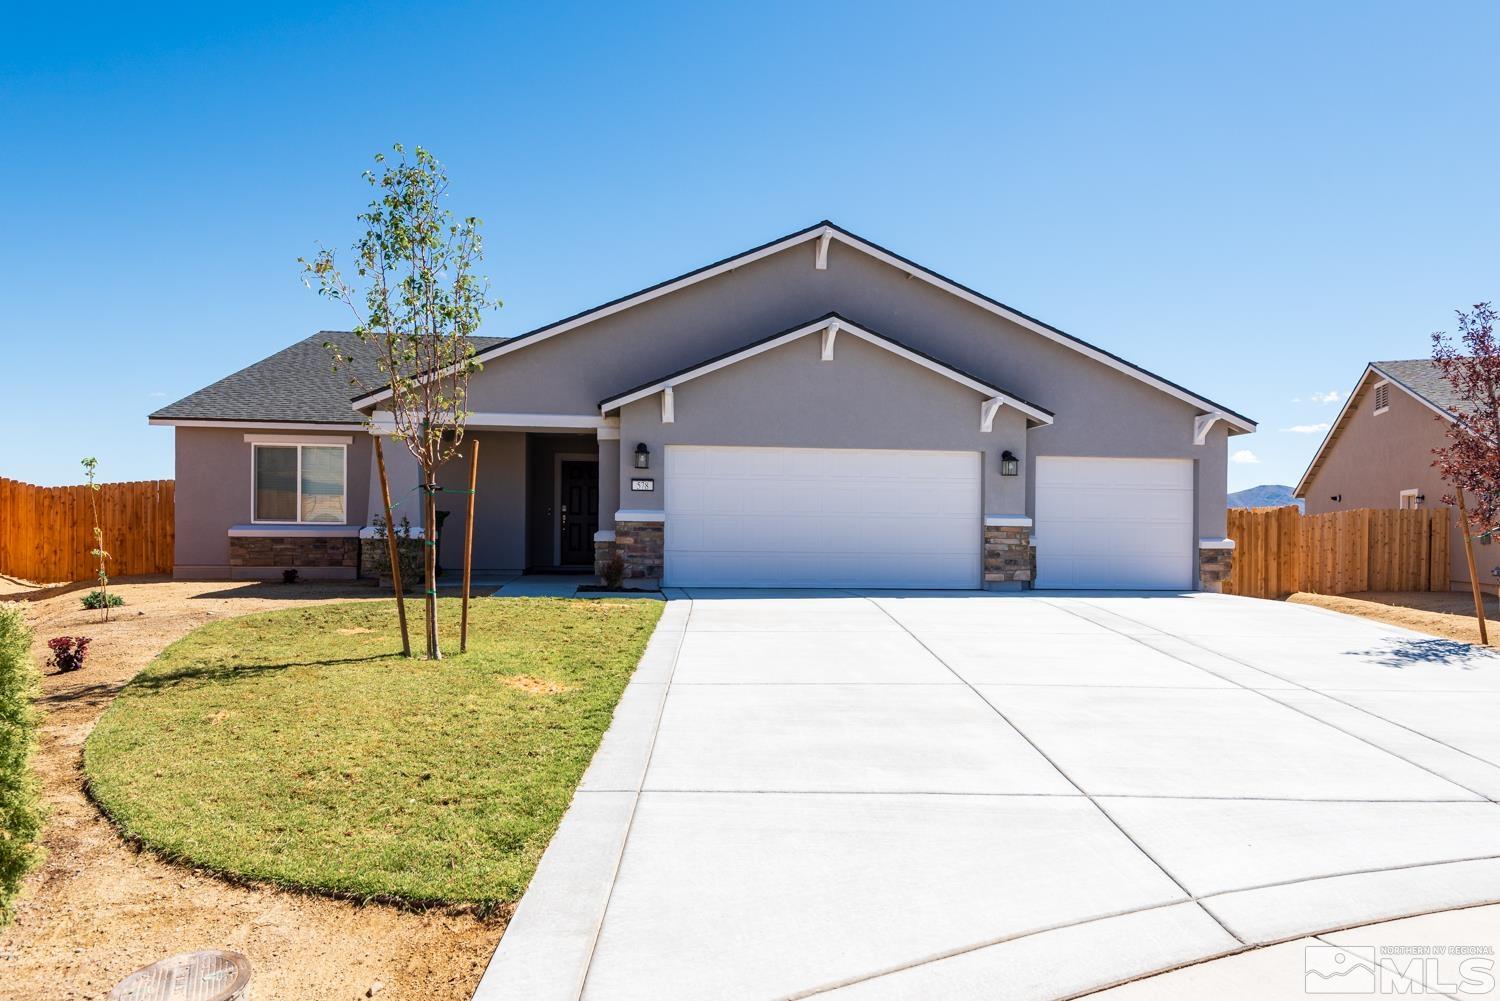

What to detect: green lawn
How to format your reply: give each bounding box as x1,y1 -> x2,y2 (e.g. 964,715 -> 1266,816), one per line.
84,597 -> 662,907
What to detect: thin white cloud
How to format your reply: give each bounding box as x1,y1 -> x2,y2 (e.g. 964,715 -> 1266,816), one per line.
1281,423 -> 1330,434
1230,449 -> 1260,464
1310,390 -> 1342,404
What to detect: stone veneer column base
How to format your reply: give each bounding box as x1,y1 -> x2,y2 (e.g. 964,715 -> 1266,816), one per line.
1198,545 -> 1234,593
983,525 -> 1035,589
614,521 -> 664,582
594,537 -> 618,580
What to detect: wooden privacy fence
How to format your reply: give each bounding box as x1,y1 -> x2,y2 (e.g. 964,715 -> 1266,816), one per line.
1225,505 -> 1450,599
0,477 -> 174,584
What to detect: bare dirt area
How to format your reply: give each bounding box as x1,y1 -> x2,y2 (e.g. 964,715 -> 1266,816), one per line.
0,576 -> 504,1001
1288,589 -> 1500,646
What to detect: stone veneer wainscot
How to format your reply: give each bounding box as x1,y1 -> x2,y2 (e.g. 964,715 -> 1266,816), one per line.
229,535 -> 359,570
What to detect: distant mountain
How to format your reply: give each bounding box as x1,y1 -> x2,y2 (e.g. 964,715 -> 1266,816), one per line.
1228,484 -> 1303,511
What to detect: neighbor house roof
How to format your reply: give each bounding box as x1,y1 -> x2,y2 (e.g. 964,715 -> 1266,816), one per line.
1293,359 -> 1463,498
148,331 -> 506,427
599,312 -> 1055,426
349,220 -> 1255,432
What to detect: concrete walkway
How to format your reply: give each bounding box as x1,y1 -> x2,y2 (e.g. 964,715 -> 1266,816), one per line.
475,591 -> 1500,1001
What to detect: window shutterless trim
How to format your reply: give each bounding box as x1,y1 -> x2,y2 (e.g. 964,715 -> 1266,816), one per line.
250,442 -> 348,525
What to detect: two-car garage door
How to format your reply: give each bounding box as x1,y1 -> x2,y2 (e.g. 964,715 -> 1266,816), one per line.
663,445 -> 980,588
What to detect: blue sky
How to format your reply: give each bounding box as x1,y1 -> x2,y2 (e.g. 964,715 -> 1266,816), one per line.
3,2 -> 1497,490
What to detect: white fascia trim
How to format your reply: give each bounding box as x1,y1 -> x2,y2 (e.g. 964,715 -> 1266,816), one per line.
832,232 -> 1255,434
614,509 -> 666,523
366,411 -> 609,434
150,418 -> 362,431
598,317 -> 1054,426
593,530 -> 617,543
229,524 -> 363,538
351,227 -> 832,407
352,224 -> 1250,430
1198,537 -> 1236,550
1292,364 -> 1456,498
984,515 -> 1033,527
243,433 -> 353,444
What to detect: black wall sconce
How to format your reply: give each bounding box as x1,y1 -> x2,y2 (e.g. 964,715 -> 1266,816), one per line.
999,450 -> 1020,477
634,443 -> 650,469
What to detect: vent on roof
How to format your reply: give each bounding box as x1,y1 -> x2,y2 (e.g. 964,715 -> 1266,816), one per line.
1373,381 -> 1390,414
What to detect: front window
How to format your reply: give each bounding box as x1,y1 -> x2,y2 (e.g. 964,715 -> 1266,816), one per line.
253,444 -> 346,523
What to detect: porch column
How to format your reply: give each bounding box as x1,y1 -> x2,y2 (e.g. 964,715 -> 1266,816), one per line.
595,424 -> 621,579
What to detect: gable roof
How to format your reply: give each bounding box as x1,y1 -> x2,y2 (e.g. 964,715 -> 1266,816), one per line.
148,331 -> 506,426
1371,358 -> 1471,415
349,221 -> 1256,432
1293,359 -> 1461,498
598,312 -> 1054,425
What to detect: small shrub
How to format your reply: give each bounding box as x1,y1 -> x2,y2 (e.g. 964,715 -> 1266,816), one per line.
80,590 -> 123,611
47,636 -> 91,673
282,568 -> 300,585
366,515 -> 423,592
0,604 -> 44,922
602,552 -> 625,590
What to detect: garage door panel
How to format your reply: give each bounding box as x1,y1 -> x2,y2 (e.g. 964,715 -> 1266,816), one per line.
664,446 -> 980,588
1035,457 -> 1194,591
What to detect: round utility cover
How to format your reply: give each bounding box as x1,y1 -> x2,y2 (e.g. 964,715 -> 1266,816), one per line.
108,950 -> 252,1001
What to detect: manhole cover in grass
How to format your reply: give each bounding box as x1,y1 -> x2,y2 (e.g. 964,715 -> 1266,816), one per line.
108,950 -> 252,1000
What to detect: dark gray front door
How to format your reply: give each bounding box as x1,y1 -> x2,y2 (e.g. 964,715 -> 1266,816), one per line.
559,460 -> 599,565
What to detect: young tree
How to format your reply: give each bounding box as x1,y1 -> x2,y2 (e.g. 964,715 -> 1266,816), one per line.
301,144 -> 499,659
80,457 -> 112,623
1431,303 -> 1500,530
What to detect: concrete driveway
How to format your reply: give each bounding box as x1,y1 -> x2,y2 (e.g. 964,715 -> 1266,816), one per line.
476,591 -> 1500,1001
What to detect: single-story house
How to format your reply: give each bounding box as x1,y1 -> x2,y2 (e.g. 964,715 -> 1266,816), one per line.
1295,359 -> 1483,591
149,221 -> 1255,591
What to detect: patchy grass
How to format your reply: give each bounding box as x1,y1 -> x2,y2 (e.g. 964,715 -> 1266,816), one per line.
84,598 -> 661,907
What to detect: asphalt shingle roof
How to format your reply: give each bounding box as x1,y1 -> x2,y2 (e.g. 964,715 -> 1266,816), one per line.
150,331 -> 506,424
1371,358 -> 1470,415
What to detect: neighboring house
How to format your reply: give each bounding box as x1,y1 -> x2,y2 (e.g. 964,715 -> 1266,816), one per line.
1295,359 -> 1481,591
150,221 -> 1256,591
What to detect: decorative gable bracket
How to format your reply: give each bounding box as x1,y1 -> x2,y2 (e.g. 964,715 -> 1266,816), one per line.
1193,412 -> 1228,445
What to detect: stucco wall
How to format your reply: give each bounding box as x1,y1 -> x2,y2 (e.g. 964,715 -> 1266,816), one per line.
462,237 -> 1234,533
617,331 -> 1027,515
1303,377 -> 1474,589
173,427 -> 372,577
431,430 -> 527,571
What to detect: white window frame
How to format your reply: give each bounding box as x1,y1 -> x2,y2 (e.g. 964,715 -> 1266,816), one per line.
1399,488 -> 1420,510
251,442 -> 349,525
1373,380 -> 1390,416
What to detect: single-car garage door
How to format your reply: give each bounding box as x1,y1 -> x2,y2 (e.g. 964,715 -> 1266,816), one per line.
1034,456 -> 1194,590
664,445 -> 981,588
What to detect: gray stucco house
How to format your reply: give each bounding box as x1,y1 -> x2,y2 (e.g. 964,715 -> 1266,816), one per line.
1295,359 -> 1475,591
150,221 -> 1255,591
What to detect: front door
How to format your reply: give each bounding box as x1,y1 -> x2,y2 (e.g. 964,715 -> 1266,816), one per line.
559,460 -> 599,565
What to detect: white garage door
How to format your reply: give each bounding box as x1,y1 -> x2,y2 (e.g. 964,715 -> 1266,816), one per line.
1034,457 -> 1194,590
664,445 -> 981,588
